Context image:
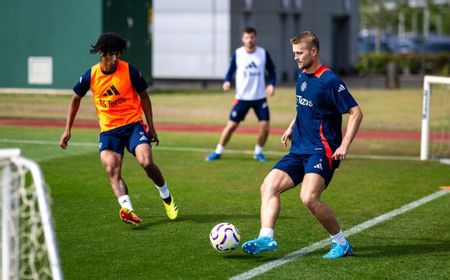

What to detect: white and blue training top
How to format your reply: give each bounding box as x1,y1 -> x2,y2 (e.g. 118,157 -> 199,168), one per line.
224,46 -> 276,101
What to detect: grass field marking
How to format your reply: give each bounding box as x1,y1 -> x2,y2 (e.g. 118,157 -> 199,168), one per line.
0,138 -> 419,161
230,189 -> 450,280
0,138 -> 97,147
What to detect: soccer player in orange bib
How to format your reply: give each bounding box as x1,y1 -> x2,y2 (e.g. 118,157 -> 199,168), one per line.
59,32 -> 178,226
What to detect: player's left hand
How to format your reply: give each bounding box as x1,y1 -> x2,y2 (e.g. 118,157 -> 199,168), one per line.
147,127 -> 160,146
266,85 -> 275,97
332,146 -> 348,160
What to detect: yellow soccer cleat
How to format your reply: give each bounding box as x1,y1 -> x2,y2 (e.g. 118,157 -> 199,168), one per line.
163,195 -> 178,220
119,208 -> 141,226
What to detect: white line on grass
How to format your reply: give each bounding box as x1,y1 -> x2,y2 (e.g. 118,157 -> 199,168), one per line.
229,190 -> 450,280
0,138 -> 418,161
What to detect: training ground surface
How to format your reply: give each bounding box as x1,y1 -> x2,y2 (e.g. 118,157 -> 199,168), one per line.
0,118 -> 437,141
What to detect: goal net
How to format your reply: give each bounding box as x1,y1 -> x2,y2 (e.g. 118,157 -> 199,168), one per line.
0,149 -> 63,280
421,75 -> 450,162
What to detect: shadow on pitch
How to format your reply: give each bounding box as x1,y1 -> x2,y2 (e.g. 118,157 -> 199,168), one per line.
177,213 -> 261,223
126,213 -> 297,231
349,240 -> 450,258
222,254 -> 279,262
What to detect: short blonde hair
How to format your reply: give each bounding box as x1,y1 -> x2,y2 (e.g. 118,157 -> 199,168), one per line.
290,31 -> 320,51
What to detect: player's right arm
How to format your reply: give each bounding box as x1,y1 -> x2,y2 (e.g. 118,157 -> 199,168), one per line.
223,53 -> 237,92
60,69 -> 90,149
59,94 -> 82,149
281,116 -> 296,147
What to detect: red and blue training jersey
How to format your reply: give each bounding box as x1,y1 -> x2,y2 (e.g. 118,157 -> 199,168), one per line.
290,65 -> 358,158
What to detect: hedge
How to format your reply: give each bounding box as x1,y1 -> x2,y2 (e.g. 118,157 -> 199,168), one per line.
357,52 -> 450,75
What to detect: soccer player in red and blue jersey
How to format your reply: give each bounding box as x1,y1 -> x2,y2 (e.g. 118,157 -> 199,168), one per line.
242,31 -> 363,258
59,32 -> 178,226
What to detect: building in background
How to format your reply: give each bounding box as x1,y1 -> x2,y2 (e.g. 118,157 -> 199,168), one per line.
0,0 -> 357,89
153,0 -> 359,85
0,0 -> 151,89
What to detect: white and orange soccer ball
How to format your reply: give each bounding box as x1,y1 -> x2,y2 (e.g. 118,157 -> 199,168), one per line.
209,223 -> 241,252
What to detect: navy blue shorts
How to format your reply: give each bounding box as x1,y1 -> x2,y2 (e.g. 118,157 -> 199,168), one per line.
272,153 -> 340,187
229,98 -> 270,123
98,122 -> 150,156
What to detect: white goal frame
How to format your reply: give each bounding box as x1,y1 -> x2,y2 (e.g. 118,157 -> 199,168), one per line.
421,75 -> 450,161
1,149 -> 63,280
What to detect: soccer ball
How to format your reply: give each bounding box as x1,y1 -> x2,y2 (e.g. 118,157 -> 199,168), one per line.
209,223 -> 241,252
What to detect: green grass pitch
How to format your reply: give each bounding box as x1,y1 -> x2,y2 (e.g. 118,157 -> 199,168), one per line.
0,125 -> 449,279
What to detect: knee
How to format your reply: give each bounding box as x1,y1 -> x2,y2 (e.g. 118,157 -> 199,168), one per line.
139,157 -> 155,170
226,123 -> 239,132
260,178 -> 278,197
104,165 -> 119,179
300,193 -> 318,209
260,122 -> 270,133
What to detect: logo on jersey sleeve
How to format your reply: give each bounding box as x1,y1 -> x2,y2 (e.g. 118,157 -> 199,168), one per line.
337,84 -> 346,93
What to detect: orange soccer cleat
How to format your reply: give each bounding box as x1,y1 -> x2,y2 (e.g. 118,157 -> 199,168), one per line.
119,208 -> 141,226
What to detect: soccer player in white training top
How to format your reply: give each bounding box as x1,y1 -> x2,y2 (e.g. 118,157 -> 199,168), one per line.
206,27 -> 276,162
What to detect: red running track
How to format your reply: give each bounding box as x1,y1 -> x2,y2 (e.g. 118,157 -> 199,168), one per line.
1,118 -> 448,141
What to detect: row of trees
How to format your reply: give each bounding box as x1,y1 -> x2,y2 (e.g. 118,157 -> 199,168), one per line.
360,0 -> 450,52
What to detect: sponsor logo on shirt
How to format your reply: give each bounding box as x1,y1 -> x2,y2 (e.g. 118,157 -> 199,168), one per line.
98,97 -> 127,108
296,95 -> 313,107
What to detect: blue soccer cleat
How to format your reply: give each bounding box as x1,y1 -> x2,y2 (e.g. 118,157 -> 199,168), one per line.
322,241 -> 353,259
242,236 -> 278,254
205,152 -> 221,161
253,153 -> 266,162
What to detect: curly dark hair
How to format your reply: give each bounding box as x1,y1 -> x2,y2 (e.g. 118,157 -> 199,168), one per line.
89,32 -> 127,54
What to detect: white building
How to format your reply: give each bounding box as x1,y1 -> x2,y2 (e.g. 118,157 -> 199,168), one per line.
153,0 -> 359,84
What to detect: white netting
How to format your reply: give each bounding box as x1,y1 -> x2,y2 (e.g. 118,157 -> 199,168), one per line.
1,152 -> 62,280
428,83 -> 450,160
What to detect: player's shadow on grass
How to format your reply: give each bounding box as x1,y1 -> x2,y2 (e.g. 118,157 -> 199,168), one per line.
130,213 -> 296,230
178,213 -> 261,223
222,254 -> 279,262
350,240 -> 450,258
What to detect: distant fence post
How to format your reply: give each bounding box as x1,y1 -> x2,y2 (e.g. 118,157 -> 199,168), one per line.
386,62 -> 399,88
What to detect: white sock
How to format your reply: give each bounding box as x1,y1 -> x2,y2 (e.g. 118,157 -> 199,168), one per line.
254,145 -> 263,155
215,144 -> 224,154
330,230 -> 346,245
155,182 -> 170,200
118,195 -> 134,211
259,227 -> 274,238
